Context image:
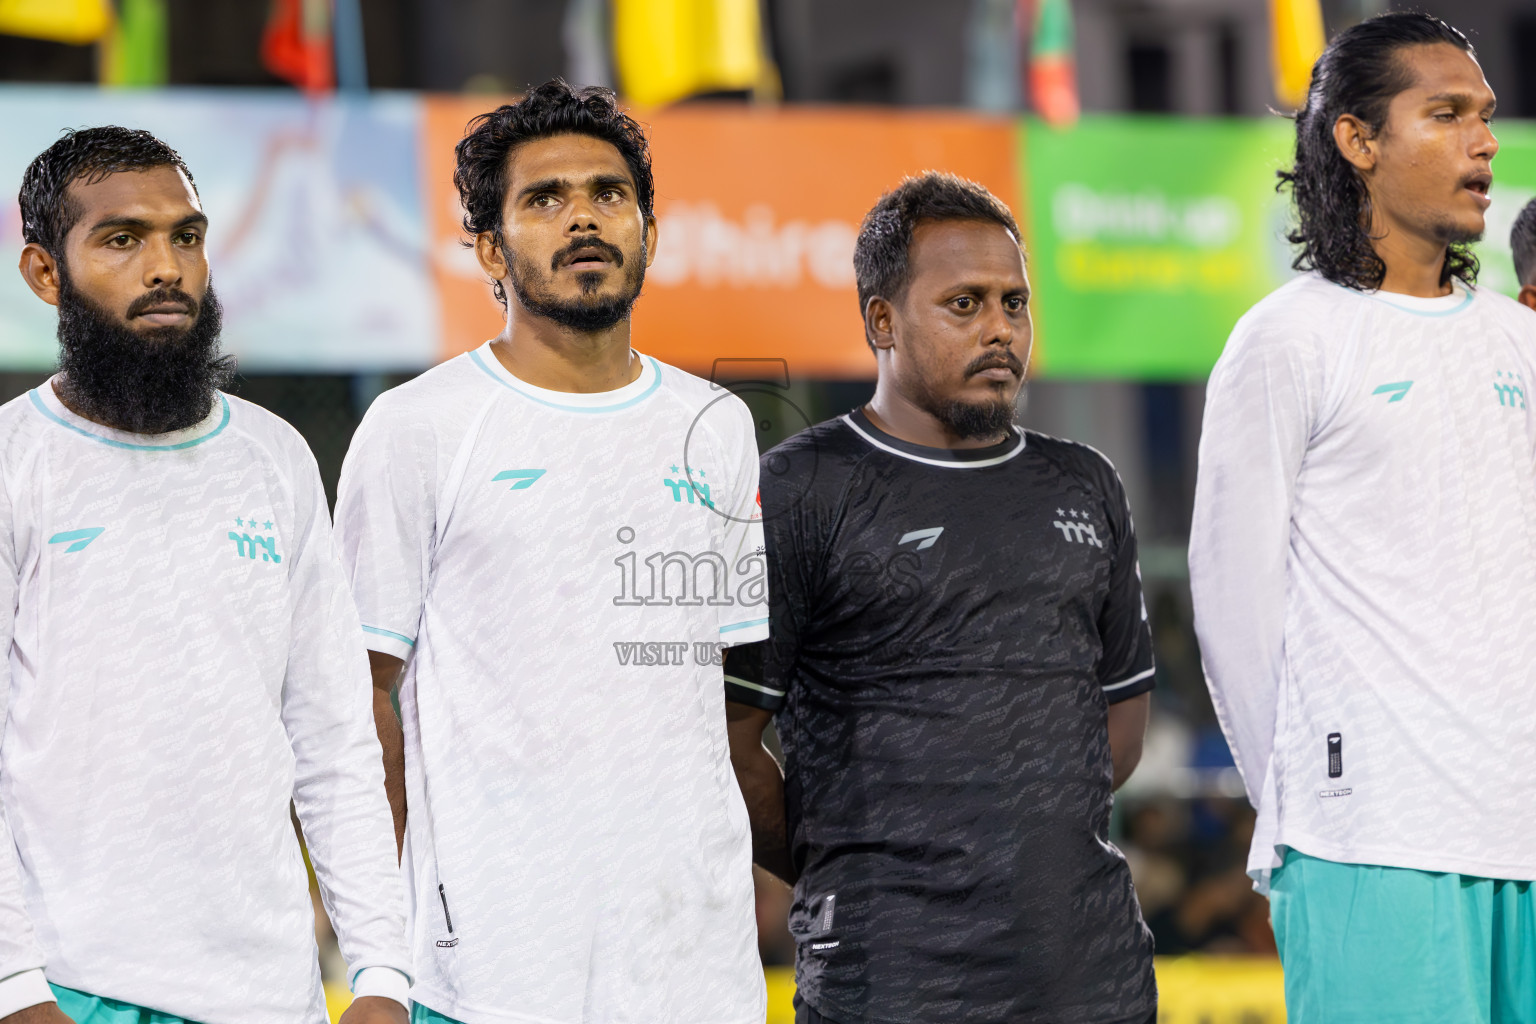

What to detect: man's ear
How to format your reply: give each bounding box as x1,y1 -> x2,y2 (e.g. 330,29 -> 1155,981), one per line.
644,214 -> 658,269
865,296 -> 895,352
1332,114 -> 1378,175
475,230 -> 509,284
1519,283 -> 1536,312
18,242 -> 62,307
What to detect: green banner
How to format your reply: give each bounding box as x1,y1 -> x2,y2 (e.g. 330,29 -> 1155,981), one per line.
1024,116 -> 1536,379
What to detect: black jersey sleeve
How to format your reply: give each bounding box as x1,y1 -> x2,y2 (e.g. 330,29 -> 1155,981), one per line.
723,435 -> 830,711
1095,460 -> 1156,703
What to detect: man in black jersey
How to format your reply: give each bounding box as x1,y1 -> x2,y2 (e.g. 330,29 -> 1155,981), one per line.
725,173 -> 1157,1024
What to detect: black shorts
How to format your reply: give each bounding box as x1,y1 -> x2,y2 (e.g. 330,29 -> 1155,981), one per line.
793,993 -> 1158,1024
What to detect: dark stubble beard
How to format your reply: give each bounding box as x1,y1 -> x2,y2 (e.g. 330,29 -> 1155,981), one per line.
55,268 -> 235,434
908,355 -> 1022,442
505,235 -> 647,333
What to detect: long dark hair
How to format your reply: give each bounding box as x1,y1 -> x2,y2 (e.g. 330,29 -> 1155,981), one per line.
1278,12 -> 1477,291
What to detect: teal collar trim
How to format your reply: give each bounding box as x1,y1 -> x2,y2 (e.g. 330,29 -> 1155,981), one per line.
468,345 -> 662,413
29,389 -> 231,451
1366,283 -> 1475,318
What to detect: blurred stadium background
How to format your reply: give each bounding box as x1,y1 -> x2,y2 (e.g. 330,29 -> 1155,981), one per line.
4,0 -> 1534,1020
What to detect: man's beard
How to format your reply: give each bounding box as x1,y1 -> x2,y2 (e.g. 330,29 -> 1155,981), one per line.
506,236 -> 646,333
55,270 -> 234,435
909,352 -> 1022,441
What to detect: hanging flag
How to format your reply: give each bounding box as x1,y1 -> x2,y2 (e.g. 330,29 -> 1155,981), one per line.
0,0 -> 111,44
1029,0 -> 1079,127
612,0 -> 768,107
262,0 -> 334,92
1270,0 -> 1325,109
100,0 -> 168,87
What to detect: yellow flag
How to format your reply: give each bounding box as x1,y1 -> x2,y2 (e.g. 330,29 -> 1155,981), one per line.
0,0 -> 111,44
613,0 -> 766,107
1271,0 -> 1326,109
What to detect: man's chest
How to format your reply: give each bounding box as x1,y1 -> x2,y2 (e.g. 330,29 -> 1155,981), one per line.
812,467 -> 1115,640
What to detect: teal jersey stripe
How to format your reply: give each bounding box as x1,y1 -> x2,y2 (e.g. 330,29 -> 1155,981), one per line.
363,625 -> 416,647
1369,287 -> 1475,318
468,348 -> 663,413
720,617 -> 769,634
29,390 -> 230,451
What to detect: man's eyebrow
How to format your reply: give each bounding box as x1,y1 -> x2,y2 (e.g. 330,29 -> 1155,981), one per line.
86,212 -> 209,235
1424,91 -> 1496,112
516,174 -> 633,201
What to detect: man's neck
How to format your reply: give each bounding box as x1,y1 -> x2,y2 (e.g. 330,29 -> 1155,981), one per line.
1370,216 -> 1455,299
864,386 -> 1010,451
490,311 -> 638,394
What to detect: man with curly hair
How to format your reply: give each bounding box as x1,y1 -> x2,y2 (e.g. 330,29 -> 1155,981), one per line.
0,127 -> 411,1024
1191,13 -> 1536,1022
334,81 -> 768,1024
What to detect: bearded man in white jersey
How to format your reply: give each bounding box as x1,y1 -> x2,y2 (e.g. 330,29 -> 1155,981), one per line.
0,128 -> 411,1024
335,80 -> 767,1024
1191,14 -> 1536,1023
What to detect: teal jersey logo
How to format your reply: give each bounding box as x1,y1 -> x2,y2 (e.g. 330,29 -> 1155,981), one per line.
662,465 -> 714,508
1494,371 -> 1526,409
493,469 -> 546,490
228,517 -> 281,563
49,527 -> 104,553
1372,381 -> 1413,403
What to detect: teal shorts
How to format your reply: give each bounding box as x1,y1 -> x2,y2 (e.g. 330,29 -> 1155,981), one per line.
50,985 -> 190,1024
412,1004 -> 464,1024
1270,850 -> 1536,1023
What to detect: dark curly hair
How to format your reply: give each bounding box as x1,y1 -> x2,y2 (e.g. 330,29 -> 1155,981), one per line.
1278,13 -> 1477,291
19,126 -> 197,260
1511,198 -> 1536,287
453,79 -> 654,310
853,172 -> 1022,350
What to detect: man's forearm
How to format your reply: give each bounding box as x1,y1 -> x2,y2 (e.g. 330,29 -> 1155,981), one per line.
736,746 -> 795,885
368,652 -> 407,858
725,702 -> 796,885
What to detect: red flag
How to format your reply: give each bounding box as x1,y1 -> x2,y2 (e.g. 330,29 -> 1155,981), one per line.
262,0 -> 333,91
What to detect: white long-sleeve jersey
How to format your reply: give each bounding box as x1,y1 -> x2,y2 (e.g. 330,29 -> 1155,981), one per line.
1191,273 -> 1536,890
0,381 -> 410,1022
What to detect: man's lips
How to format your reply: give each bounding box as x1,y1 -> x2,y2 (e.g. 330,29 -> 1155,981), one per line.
1462,172 -> 1492,207
133,303 -> 192,326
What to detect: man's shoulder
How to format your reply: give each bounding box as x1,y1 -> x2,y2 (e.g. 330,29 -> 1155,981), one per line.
1235,273 -> 1353,335
1021,430 -> 1124,496
221,393 -> 321,469
356,354 -> 487,435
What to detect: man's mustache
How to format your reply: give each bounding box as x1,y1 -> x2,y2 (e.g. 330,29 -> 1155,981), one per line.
125,286 -> 200,321
550,238 -> 626,272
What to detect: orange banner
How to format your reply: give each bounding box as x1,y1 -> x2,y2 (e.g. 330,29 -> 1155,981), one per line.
422,100 -> 1019,379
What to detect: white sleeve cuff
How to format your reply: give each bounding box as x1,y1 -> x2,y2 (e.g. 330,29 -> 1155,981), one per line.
351,966 -> 411,1009
361,625 -> 416,662
0,969 -> 55,1018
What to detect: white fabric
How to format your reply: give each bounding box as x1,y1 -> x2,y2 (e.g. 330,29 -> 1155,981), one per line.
0,969 -> 53,1018
1191,274 -> 1536,890
336,343 -> 768,1024
0,381 -> 410,1023
351,966 -> 412,1008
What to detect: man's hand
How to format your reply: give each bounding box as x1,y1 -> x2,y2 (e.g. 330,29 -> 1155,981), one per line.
337,996 -> 409,1024
0,1003 -> 77,1024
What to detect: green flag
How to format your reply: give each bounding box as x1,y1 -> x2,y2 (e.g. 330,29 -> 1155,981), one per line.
100,0 -> 167,87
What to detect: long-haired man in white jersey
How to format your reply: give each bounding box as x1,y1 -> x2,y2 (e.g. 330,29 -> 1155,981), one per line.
1191,13 -> 1536,1022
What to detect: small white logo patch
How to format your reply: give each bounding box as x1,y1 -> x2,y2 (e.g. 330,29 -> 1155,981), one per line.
810,940 -> 841,952
1318,788 -> 1353,799
897,528 -> 943,550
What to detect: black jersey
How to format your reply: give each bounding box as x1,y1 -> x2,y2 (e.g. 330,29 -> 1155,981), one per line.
727,409 -> 1157,1024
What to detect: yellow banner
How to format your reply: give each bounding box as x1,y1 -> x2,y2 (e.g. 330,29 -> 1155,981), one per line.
0,0 -> 110,44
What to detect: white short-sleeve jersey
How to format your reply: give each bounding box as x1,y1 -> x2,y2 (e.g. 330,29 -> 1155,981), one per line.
335,343 -> 768,1024
1191,274 -> 1536,889
0,381 -> 410,1023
